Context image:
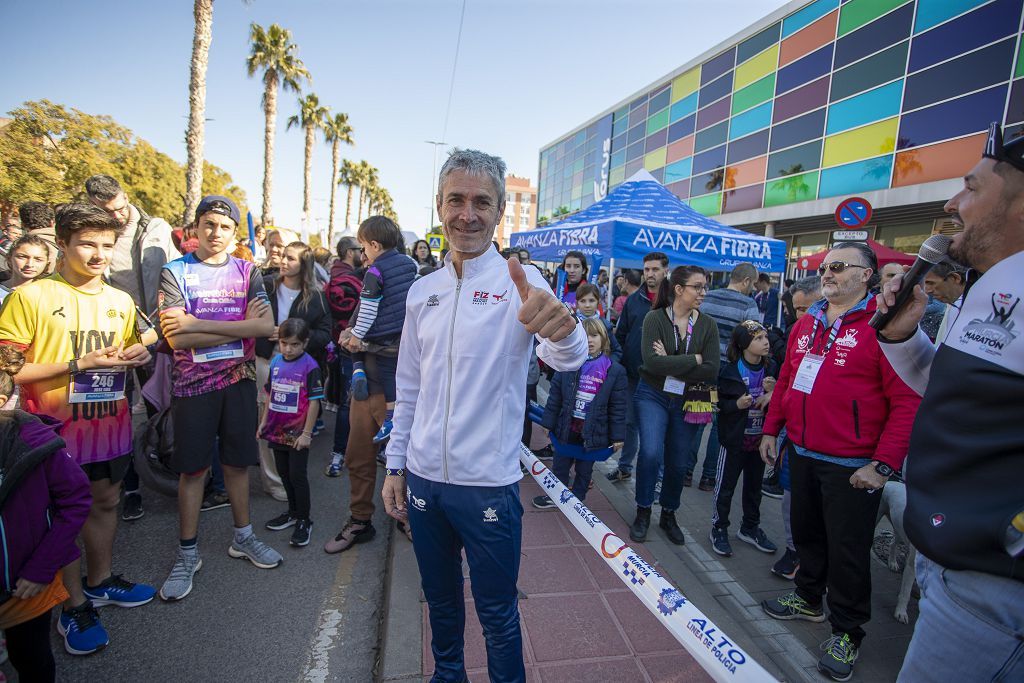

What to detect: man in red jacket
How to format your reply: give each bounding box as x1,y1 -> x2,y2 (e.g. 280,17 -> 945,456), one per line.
757,242 -> 921,682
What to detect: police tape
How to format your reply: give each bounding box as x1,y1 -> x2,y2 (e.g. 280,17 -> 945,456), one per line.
519,445 -> 778,683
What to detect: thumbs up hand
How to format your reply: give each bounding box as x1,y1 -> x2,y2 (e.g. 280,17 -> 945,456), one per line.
508,257 -> 577,342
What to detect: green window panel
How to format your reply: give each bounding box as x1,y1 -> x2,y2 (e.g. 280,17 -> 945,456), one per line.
764,171 -> 820,207
609,166 -> 625,187
732,74 -> 776,115
839,0 -> 910,37
688,192 -> 723,216
647,108 -> 670,135
1018,42 -> 1024,78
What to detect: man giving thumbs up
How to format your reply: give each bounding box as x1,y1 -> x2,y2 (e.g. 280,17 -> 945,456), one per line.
382,149 -> 587,682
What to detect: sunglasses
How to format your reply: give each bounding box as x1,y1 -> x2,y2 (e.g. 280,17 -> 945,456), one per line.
818,261 -> 869,275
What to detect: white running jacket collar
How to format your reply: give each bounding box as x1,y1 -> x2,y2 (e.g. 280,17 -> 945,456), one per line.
386,248 -> 588,486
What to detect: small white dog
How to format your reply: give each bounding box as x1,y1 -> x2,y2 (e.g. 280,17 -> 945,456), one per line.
876,480 -> 916,624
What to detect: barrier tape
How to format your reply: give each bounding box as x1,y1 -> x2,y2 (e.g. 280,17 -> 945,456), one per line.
519,444 -> 778,683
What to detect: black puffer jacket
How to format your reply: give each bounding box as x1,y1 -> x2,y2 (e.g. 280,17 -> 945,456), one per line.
256,275 -> 332,365
717,357 -> 779,454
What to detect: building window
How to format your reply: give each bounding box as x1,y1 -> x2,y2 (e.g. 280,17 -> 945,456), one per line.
505,215 -> 513,227
520,216 -> 529,227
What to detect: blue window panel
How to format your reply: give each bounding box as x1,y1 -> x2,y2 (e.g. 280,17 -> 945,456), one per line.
671,92 -> 699,122
695,121 -> 729,152
649,167 -> 666,184
630,95 -> 647,110
819,155 -> 894,198
770,108 -> 827,151
898,85 -> 1007,148
737,22 -> 782,64
701,47 -> 737,85
782,0 -> 840,39
611,132 -> 626,153
768,140 -> 823,179
610,149 -> 626,169
629,102 -> 649,127
692,145 -> 728,175
625,159 -> 644,176
699,73 -> 734,108
612,116 -> 629,138
728,129 -> 771,164
1008,79 -> 1024,124
665,158 -> 693,184
909,0 -> 1024,73
914,0 -> 990,33
667,115 -> 696,143
694,169 -> 725,194
649,87 -> 672,115
730,101 -> 773,139
627,122 -> 646,145
834,3 -> 914,70
646,128 -> 669,152
827,81 -> 904,135
626,140 -> 645,162
903,39 -> 1016,112
777,45 -> 834,95
831,41 -> 909,101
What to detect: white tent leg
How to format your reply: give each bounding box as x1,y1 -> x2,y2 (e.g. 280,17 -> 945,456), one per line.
607,258 -> 616,321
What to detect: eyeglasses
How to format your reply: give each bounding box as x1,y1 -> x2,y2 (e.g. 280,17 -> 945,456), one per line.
349,247 -> 364,253
818,261 -> 869,275
683,284 -> 709,293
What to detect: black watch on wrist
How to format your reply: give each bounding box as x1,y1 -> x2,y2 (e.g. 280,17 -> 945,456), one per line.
68,358 -> 79,376
874,461 -> 894,478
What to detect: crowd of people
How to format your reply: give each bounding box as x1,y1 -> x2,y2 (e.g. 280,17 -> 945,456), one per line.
0,132 -> 1020,683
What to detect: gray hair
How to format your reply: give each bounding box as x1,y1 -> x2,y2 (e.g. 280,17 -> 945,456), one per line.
437,148 -> 507,204
790,275 -> 822,298
931,259 -> 966,279
84,174 -> 124,202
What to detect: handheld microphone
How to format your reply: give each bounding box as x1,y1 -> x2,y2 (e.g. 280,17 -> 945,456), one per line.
869,234 -> 953,330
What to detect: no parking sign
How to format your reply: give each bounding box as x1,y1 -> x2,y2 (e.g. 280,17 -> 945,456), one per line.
834,197 -> 872,229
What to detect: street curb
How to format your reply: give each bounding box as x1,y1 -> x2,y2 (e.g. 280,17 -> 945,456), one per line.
378,520 -> 423,682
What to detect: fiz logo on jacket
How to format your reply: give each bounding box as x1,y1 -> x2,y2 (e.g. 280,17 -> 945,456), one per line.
472,290 -> 511,305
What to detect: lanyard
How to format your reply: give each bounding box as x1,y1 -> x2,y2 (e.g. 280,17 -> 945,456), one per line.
808,301 -> 860,356
668,309 -> 695,354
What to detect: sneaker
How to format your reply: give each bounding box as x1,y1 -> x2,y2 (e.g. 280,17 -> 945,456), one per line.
372,419 -> 393,444
532,495 -> 555,509
325,453 -> 344,477
200,490 -> 230,511
82,574 -> 156,608
738,527 -> 778,554
229,533 -> 283,569
159,548 -> 203,601
772,548 -> 800,580
121,492 -> 144,521
324,518 -> 376,554
311,417 -> 325,437
762,592 -> 826,622
266,512 -> 297,531
532,445 -> 553,460
761,480 -> 784,499
606,468 -> 631,482
698,476 -> 715,491
709,526 -> 733,557
351,369 -> 369,401
290,519 -> 313,547
654,478 -> 662,496
817,633 -> 859,681
683,473 -> 693,487
57,601 -> 108,655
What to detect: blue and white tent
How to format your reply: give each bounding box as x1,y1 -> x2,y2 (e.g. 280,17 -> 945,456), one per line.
511,170 -> 786,274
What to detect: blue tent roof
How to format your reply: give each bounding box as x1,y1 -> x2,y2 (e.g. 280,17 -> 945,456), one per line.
511,170 -> 786,272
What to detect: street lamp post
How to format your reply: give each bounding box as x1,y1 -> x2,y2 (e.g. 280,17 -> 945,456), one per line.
425,140 -> 448,233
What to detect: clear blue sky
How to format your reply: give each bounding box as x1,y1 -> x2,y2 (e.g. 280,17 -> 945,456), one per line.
4,0 -> 790,237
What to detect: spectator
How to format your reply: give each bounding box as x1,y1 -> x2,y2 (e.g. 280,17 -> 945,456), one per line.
759,241 -> 921,682
611,269 -> 640,323
3,214 -> 22,241
18,201 -> 57,273
879,262 -> 904,287
557,250 -> 589,308
607,252 -> 668,482
412,239 -> 438,269
597,268 -> 610,302
781,278 -> 797,328
629,265 -> 720,544
574,282 -> 622,362
518,248 -> 531,265
921,260 -> 967,342
687,263 -> 761,490
252,225 -> 267,262
262,229 -> 285,276
2,235 -> 50,302
753,273 -> 780,326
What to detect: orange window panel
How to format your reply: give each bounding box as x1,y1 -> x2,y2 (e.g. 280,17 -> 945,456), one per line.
892,133 -> 986,188
725,155 -> 767,189
779,10 -> 838,68
667,136 -> 695,163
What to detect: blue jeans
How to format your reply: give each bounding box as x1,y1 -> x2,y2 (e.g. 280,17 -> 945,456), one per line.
686,412 -> 720,480
552,454 -> 594,502
406,472 -> 525,683
633,380 -> 701,511
898,554 -> 1024,682
616,376 -> 640,473
332,355 -> 352,454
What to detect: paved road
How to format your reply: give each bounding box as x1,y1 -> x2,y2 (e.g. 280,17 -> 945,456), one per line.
3,413 -> 391,683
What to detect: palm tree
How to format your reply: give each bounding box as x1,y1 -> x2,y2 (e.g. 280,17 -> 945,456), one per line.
337,159 -> 360,233
246,22 -> 310,225
287,93 -> 329,238
356,161 -> 378,224
322,112 -> 354,243
184,0 -> 214,222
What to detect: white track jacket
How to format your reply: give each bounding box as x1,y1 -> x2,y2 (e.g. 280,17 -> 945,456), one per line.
386,248 -> 588,486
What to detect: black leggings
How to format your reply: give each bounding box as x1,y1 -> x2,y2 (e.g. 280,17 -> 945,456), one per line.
273,447 -> 311,519
7,610 -> 56,682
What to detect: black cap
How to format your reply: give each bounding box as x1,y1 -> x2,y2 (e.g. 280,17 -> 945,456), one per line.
982,122 -> 1024,174
195,195 -> 240,225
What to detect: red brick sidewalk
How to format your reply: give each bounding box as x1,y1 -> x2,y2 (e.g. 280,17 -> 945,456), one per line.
421,475 -> 713,683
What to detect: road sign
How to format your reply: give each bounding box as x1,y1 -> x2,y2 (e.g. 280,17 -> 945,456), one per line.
833,230 -> 869,241
834,197 -> 873,229
427,235 -> 445,251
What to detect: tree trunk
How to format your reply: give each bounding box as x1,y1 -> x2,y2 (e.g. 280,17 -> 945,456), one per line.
345,183 -> 353,232
185,0 -> 213,224
357,185 -> 365,224
303,123 -> 314,218
261,71 -> 278,225
328,141 -> 339,245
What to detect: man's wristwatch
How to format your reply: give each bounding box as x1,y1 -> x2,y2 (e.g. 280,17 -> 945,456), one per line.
874,461 -> 894,478
68,358 -> 80,376
385,468 -> 405,477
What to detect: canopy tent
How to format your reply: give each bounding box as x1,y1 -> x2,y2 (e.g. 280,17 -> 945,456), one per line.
796,239 -> 916,271
510,170 -> 787,275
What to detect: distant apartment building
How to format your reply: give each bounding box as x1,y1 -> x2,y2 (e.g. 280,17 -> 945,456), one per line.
499,175 -> 537,247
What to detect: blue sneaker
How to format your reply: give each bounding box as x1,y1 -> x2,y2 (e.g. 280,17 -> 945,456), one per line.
372,419 -> 393,444
311,417 -> 325,437
58,601 -> 109,655
82,574 -> 156,608
351,369 -> 369,401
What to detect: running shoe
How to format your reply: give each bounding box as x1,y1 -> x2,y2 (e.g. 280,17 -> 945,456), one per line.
605,468 -> 632,482
761,480 -> 784,499
531,445 -> 553,460
817,633 -> 859,681
121,492 -> 144,521
351,369 -> 369,401
683,473 -> 693,487
532,495 -> 555,509
58,601 -> 108,655
698,476 -> 716,492
324,518 -> 375,554
709,526 -> 733,557
325,453 -> 344,477
762,592 -> 826,622
82,574 -> 156,608
738,527 -> 778,554
372,419 -> 393,444
290,519 -> 313,547
772,548 -> 800,580
228,533 -> 283,569
200,490 -> 230,511
159,549 -> 202,601
311,417 -> 325,437
265,512 -> 297,531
